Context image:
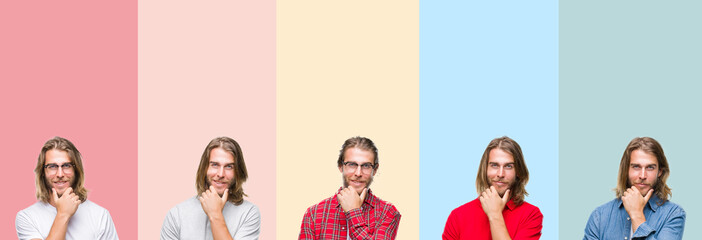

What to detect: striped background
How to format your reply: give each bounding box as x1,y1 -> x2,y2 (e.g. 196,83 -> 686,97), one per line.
2,1 -> 700,239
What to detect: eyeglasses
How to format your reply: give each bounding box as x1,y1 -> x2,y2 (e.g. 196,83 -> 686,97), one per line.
343,161 -> 375,174
44,163 -> 74,174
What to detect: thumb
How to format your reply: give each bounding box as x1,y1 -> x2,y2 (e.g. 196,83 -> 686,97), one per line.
360,188 -> 368,201
221,188 -> 229,202
502,189 -> 511,204
644,189 -> 653,202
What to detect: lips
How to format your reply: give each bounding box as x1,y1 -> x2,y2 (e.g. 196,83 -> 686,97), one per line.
491,180 -> 508,187
350,179 -> 365,186
53,181 -> 69,187
211,180 -> 229,187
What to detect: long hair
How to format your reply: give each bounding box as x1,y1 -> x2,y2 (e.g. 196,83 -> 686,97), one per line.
475,136 -> 529,205
195,137 -> 248,205
337,136 -> 379,170
616,137 -> 671,205
34,137 -> 88,203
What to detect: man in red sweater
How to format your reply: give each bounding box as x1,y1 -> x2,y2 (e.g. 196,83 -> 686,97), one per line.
443,136 -> 542,240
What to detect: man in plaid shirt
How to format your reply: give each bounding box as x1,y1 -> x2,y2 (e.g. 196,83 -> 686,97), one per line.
299,136 -> 401,240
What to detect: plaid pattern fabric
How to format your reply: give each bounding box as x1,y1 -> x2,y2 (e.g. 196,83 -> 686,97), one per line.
299,188 -> 401,240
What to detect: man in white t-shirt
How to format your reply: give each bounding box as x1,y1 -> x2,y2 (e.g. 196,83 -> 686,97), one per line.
15,136 -> 119,240
160,136 -> 261,240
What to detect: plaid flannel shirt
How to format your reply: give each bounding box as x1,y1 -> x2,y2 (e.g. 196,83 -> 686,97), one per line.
299,188 -> 401,240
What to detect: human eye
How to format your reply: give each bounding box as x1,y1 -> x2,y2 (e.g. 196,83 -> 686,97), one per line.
489,163 -> 499,168
646,165 -> 656,170
61,163 -> 73,168
346,162 -> 358,168
505,164 -> 514,169
210,162 -> 219,167
225,164 -> 234,170
361,163 -> 373,169
46,164 -> 58,170
631,165 -> 641,170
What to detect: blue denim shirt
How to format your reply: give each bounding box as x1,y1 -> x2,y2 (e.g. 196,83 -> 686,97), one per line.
583,195 -> 685,240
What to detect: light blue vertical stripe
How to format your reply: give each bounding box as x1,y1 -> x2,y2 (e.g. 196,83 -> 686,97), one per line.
419,0 -> 559,239
559,1 -> 702,238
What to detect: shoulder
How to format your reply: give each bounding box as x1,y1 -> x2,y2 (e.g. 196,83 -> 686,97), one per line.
17,202 -> 45,215
449,198 -> 482,217
171,196 -> 201,210
80,200 -> 109,212
587,198 -> 621,221
370,194 -> 400,216
515,201 -> 541,214
305,195 -> 336,214
592,198 -> 620,212
165,196 -> 202,217
225,199 -> 260,216
658,200 -> 686,216
16,202 -> 45,223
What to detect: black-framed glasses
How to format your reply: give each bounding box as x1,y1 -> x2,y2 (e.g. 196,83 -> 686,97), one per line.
44,163 -> 74,174
343,162 -> 375,174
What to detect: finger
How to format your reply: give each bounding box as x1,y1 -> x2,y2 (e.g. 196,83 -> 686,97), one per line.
221,188 -> 229,202
65,187 -> 73,195
502,189 -> 511,203
644,189 -> 653,202
360,188 -> 368,200
52,188 -> 59,201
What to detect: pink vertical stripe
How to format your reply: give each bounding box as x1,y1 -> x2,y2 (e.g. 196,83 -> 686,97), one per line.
0,1 -> 137,239
138,0 -> 276,239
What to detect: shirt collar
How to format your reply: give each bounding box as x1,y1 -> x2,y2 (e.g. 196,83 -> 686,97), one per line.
505,198 -> 517,211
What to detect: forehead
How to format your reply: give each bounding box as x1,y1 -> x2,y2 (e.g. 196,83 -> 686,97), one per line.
209,147 -> 235,164
45,149 -> 71,164
630,149 -> 658,165
488,148 -> 514,164
343,147 -> 374,164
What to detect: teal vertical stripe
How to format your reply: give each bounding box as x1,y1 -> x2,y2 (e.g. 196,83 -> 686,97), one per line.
420,0 -> 559,239
559,1 -> 702,239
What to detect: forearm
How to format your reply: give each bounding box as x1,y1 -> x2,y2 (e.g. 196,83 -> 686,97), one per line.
46,214 -> 71,240
347,209 -> 400,240
629,212 -> 646,233
488,215 -> 511,240
209,214 -> 234,240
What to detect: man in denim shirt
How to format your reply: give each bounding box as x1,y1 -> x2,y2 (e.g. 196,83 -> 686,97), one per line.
584,137 -> 686,240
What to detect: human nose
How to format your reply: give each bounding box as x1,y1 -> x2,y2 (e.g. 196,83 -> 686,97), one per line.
216,166 -> 225,177
56,167 -> 64,177
497,167 -> 505,177
353,165 -> 363,176
638,168 -> 646,179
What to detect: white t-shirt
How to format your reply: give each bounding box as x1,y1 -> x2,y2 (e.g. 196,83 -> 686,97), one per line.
160,196 -> 261,240
15,200 -> 119,240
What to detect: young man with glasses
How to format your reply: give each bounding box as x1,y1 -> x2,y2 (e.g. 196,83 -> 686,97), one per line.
299,136 -> 401,240
443,136 -> 542,240
16,136 -> 119,240
160,136 -> 260,240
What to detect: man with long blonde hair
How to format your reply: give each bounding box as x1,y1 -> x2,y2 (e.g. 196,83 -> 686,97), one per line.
584,137 -> 686,239
15,136 -> 118,240
161,136 -> 260,240
443,136 -> 542,240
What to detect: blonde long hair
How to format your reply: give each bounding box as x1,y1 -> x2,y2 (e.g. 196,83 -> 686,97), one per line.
475,136 -> 529,205
34,137 -> 88,203
615,137 -> 671,205
195,137 -> 248,205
